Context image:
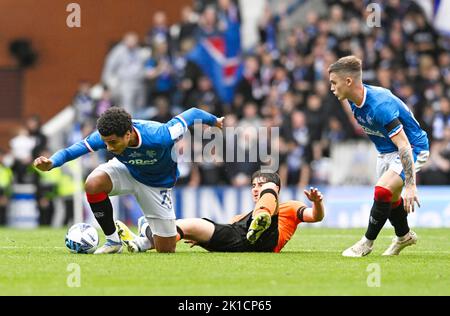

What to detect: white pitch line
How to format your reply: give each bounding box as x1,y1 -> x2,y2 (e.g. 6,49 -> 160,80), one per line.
296,249 -> 450,254
298,234 -> 450,240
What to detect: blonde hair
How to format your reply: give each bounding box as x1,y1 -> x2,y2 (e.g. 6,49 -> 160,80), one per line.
328,56 -> 362,81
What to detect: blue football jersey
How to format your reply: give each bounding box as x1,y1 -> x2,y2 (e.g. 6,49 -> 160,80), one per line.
348,84 -> 429,154
50,108 -> 217,188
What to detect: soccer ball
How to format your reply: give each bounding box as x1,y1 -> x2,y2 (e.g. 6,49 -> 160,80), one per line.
65,223 -> 99,254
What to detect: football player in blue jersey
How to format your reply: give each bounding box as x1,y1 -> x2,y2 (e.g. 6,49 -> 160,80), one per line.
34,106 -> 223,254
328,56 -> 430,257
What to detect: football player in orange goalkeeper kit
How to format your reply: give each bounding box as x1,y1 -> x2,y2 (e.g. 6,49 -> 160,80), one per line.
116,171 -> 325,253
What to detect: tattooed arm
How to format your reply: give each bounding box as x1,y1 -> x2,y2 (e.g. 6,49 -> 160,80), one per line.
398,145 -> 416,187
391,130 -> 419,213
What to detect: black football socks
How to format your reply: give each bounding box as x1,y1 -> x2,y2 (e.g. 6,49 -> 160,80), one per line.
388,198 -> 410,237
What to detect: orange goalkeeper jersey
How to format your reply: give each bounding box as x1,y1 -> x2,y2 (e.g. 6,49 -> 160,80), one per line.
273,201 -> 307,253
231,200 -> 307,253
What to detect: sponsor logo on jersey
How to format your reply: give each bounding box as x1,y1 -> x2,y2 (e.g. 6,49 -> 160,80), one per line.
361,126 -> 385,138
127,159 -> 158,165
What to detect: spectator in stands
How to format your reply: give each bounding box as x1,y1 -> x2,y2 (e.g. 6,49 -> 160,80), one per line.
146,11 -> 171,48
195,5 -> 220,39
173,38 -> 204,109
236,55 -> 264,105
150,96 -> 173,123
432,97 -> 450,142
72,80 -> 95,126
280,110 -> 311,187
173,6 -> 199,45
326,116 -> 347,144
304,94 -> 327,143
195,143 -> 225,186
328,5 -> 348,39
94,85 -> 114,118
223,114 -> 259,186
25,115 -> 48,159
187,76 -> 221,116
10,127 -> 36,184
258,0 -> 305,55
145,38 -> 176,105
217,0 -> 241,33
438,51 -> 450,82
271,63 -> 292,103
409,12 -> 438,56
101,32 -> 147,116
259,49 -> 276,98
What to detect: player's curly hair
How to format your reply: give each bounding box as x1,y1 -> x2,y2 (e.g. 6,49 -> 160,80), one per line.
97,107 -> 132,137
251,171 -> 281,189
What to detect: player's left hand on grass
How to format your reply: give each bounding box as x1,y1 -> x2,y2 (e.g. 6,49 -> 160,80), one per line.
304,187 -> 323,203
403,185 -> 420,213
184,239 -> 199,248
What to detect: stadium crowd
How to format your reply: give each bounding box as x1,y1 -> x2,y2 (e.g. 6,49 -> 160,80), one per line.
1,0 -> 450,226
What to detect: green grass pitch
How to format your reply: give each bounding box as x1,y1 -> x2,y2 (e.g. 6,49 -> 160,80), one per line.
0,227 -> 448,295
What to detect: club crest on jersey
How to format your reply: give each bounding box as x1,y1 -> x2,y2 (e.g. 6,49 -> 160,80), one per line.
356,115 -> 366,124
146,150 -> 156,158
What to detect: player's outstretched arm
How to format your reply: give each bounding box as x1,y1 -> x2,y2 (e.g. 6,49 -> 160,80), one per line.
391,130 -> 419,213
302,187 -> 325,222
163,107 -> 223,144
177,107 -> 220,128
35,139 -> 96,171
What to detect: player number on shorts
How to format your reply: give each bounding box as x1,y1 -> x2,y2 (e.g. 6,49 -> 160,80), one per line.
160,190 -> 172,209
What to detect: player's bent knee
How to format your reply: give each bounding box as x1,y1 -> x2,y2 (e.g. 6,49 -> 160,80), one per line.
84,179 -> 99,194
374,186 -> 392,202
85,172 -> 112,194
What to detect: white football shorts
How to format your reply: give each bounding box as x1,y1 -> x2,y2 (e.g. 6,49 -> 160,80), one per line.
376,149 -> 429,181
95,158 -> 177,237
